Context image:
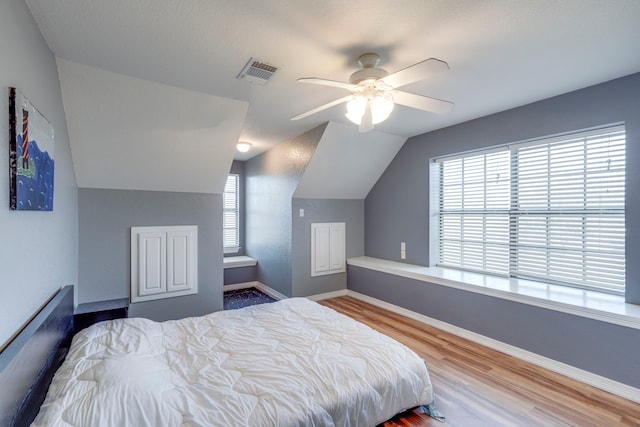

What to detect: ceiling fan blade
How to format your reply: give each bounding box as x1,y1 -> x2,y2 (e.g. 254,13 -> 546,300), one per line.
297,77 -> 359,91
291,95 -> 353,121
359,102 -> 374,133
380,58 -> 449,89
393,90 -> 454,114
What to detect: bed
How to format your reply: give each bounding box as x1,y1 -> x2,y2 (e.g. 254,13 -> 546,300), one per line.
2,287 -> 439,426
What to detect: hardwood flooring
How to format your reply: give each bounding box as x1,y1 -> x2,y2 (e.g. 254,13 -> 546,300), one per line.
318,296 -> 640,427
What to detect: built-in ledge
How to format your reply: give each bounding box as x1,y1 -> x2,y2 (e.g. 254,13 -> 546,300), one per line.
347,256 -> 640,330
223,256 -> 257,269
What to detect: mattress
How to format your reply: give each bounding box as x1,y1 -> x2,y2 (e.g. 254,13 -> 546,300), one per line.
33,298 -> 433,426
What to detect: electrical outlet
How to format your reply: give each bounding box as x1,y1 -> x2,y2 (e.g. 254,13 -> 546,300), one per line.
299,209 -> 304,217
400,242 -> 406,259
400,250 -> 406,260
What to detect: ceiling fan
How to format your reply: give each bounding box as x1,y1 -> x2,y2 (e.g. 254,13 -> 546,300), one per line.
291,53 -> 454,133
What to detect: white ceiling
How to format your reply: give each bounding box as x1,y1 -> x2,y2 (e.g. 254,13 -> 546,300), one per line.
24,0 -> 640,189
57,59 -> 248,193
294,122 -> 406,199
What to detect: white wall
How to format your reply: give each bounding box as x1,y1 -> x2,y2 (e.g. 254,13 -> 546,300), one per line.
0,0 -> 78,348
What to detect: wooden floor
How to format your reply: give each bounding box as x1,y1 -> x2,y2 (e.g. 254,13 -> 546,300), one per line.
318,296 -> 640,427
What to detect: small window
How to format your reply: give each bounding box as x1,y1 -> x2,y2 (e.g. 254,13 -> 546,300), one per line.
433,125 -> 626,295
223,174 -> 239,253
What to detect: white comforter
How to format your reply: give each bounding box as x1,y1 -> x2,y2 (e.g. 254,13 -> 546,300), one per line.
33,298 -> 433,427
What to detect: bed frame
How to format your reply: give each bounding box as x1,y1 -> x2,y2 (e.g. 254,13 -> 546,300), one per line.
0,286 -> 74,427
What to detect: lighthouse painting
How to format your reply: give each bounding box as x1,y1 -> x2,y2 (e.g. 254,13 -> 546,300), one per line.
8,87 -> 55,211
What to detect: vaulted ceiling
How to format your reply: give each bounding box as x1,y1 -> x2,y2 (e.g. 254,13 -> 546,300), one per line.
24,0 -> 640,193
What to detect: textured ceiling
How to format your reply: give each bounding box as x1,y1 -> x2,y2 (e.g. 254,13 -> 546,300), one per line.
25,0 -> 640,164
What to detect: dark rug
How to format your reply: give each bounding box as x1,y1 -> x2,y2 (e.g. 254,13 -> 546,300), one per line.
223,287 -> 277,310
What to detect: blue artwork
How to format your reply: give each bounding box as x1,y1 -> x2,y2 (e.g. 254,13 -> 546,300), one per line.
9,87 -> 55,211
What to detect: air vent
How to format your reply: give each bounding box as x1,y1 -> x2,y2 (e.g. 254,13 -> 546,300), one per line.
236,57 -> 279,85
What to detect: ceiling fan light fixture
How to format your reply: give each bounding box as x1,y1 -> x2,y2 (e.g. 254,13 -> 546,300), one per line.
371,93 -> 394,123
345,96 -> 366,124
236,141 -> 252,153
293,53 -> 453,127
345,93 -> 394,126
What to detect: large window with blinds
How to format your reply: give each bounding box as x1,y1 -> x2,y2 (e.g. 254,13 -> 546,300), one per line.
223,174 -> 240,253
433,125 -> 626,295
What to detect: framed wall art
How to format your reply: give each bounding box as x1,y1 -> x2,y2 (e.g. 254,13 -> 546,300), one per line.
8,87 -> 55,211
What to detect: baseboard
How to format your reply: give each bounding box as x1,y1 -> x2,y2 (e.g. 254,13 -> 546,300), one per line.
224,281 -> 288,301
346,290 -> 640,404
306,289 -> 348,301
255,283 -> 287,301
223,282 -> 258,291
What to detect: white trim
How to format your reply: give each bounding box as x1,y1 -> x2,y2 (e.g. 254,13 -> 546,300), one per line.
223,255 -> 257,269
347,257 -> 640,330
255,282 -> 287,301
223,281 -> 257,291
223,281 -> 287,301
346,290 -> 640,404
306,289 -> 348,301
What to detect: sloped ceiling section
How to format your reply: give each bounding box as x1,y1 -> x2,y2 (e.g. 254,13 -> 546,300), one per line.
294,121 -> 406,199
27,1 -> 640,161
57,59 -> 249,193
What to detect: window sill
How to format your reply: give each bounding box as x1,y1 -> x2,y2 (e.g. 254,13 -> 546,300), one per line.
223,256 -> 257,269
347,256 -> 640,330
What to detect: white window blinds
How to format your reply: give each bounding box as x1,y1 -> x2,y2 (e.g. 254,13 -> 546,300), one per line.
435,125 -> 626,294
223,174 -> 239,250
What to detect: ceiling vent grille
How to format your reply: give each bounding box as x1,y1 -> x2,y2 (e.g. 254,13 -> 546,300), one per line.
236,58 -> 279,84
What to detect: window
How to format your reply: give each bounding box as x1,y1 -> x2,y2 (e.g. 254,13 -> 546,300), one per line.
434,125 -> 626,295
223,174 -> 239,253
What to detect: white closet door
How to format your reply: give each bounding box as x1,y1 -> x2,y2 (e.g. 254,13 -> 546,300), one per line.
167,228 -> 197,292
329,224 -> 346,271
312,224 -> 331,274
131,226 -> 198,302
137,231 -> 167,297
311,222 -> 346,277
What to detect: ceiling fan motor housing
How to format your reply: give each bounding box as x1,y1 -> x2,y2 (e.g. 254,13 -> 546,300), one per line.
349,68 -> 389,84
349,52 -> 389,84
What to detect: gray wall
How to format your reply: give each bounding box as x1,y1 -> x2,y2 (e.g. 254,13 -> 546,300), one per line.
245,124 -> 326,297
224,266 -> 257,285
0,0 -> 78,348
348,266 -> 640,388
359,73 -> 640,388
292,198 -> 364,297
78,188 -> 223,320
366,73 -> 640,303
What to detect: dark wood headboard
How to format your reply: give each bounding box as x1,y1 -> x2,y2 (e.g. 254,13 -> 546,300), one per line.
0,286 -> 74,427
